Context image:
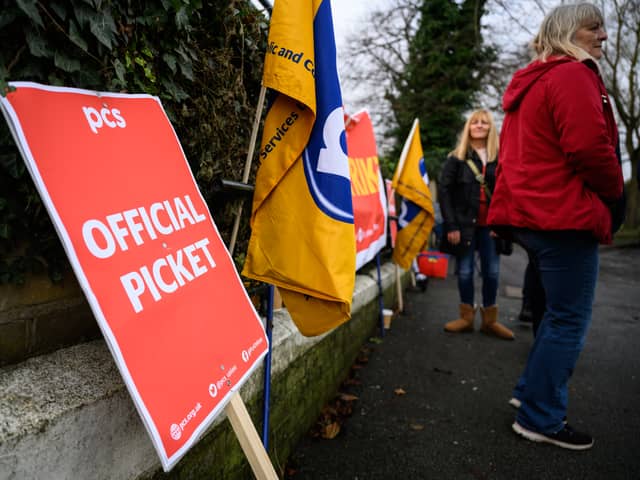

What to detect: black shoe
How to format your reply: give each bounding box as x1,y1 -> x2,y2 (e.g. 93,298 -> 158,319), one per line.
512,422 -> 593,450
518,306 -> 534,323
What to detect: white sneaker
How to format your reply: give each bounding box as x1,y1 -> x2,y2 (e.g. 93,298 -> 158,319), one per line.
512,421 -> 594,450
509,397 -> 522,409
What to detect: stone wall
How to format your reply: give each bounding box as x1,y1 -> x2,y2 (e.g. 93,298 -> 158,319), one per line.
0,261 -> 407,479
0,271 -> 101,367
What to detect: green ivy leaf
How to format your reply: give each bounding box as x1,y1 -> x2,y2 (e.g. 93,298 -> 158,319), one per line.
124,51 -> 132,69
25,29 -> 49,58
89,10 -> 117,49
69,20 -> 89,52
76,69 -> 102,88
54,51 -> 81,72
0,10 -> 18,30
16,0 -> 44,28
0,223 -> 9,239
143,65 -> 156,83
179,59 -> 194,81
113,58 -> 126,84
161,78 -> 189,101
175,6 -> 189,31
47,73 -> 65,86
0,198 -> 7,210
73,3 -> 93,29
162,53 -> 177,74
49,2 -> 68,21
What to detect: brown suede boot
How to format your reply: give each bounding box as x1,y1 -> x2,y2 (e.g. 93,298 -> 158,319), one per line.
480,305 -> 515,340
444,303 -> 476,333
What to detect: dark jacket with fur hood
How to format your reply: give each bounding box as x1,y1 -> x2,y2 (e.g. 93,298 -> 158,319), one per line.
438,148 -> 497,254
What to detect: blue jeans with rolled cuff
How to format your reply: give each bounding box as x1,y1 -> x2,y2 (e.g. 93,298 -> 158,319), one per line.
511,229 -> 599,434
456,226 -> 499,307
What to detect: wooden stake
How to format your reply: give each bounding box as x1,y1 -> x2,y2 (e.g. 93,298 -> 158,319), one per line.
273,286 -> 283,309
226,392 -> 278,479
396,264 -> 404,312
229,85 -> 267,256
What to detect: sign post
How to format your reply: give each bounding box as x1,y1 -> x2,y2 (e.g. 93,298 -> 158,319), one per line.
0,82 -> 275,475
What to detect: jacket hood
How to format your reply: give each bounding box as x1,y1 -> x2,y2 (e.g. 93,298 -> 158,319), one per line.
502,56 -> 574,112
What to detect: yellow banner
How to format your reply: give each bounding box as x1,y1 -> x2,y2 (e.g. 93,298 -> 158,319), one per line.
391,119 -> 435,270
243,0 -> 356,336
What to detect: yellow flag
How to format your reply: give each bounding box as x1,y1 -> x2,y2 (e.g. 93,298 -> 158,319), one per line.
242,0 -> 356,337
391,119 -> 435,270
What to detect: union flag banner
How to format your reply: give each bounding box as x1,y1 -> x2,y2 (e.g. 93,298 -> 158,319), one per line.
242,0 -> 356,337
391,118 -> 435,270
385,179 -> 398,248
345,110 -> 387,271
0,82 -> 268,472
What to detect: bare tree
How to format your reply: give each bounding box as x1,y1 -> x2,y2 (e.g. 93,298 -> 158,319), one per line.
599,0 -> 640,227
340,0 -> 421,153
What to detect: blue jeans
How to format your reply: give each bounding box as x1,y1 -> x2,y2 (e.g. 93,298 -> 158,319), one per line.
456,226 -> 499,307
512,229 -> 599,434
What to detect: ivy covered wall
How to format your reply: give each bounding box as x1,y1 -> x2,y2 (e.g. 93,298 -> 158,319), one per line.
0,0 -> 267,285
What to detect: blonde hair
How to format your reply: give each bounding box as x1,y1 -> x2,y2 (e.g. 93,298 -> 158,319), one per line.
531,3 -> 604,62
451,109 -> 498,163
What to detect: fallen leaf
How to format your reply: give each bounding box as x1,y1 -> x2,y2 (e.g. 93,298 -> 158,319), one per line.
409,423 -> 425,431
394,388 -> 407,396
321,422 -> 341,439
369,337 -> 383,344
339,393 -> 359,402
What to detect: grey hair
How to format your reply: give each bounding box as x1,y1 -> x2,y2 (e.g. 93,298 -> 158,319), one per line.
531,3 -> 604,61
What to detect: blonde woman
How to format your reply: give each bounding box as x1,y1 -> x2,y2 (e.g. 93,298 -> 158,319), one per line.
489,3 -> 623,449
437,109 -> 514,340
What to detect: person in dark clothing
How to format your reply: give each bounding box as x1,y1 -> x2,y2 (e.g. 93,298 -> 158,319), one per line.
518,256 -> 545,337
488,3 -> 624,451
438,109 -> 514,340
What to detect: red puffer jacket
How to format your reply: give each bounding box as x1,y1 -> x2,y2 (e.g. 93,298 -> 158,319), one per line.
488,56 -> 623,244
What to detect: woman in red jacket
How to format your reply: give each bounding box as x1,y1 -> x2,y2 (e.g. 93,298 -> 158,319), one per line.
488,3 -> 624,450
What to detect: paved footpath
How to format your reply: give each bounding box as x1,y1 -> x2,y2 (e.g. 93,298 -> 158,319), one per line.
286,244 -> 640,479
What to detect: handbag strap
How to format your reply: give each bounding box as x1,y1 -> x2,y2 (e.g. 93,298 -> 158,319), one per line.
465,159 -> 492,200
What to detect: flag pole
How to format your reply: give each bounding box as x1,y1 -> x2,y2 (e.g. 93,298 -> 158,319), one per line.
229,84 -> 267,256
376,252 -> 385,337
225,84 -> 276,452
261,285 -> 275,447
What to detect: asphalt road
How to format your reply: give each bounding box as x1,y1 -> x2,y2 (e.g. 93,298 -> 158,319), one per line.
286,244 -> 640,479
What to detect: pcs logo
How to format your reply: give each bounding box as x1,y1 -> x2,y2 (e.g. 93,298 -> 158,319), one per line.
303,107 -> 353,224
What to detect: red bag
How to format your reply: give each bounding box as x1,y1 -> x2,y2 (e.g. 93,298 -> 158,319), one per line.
417,251 -> 449,279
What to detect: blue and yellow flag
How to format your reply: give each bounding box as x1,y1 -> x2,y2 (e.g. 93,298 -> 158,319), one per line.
242,0 -> 355,337
391,119 -> 435,270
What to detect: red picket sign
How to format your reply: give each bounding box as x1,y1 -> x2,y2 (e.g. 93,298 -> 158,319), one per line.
0,82 -> 268,471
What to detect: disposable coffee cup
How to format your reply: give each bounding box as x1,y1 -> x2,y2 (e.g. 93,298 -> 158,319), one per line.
383,308 -> 394,329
